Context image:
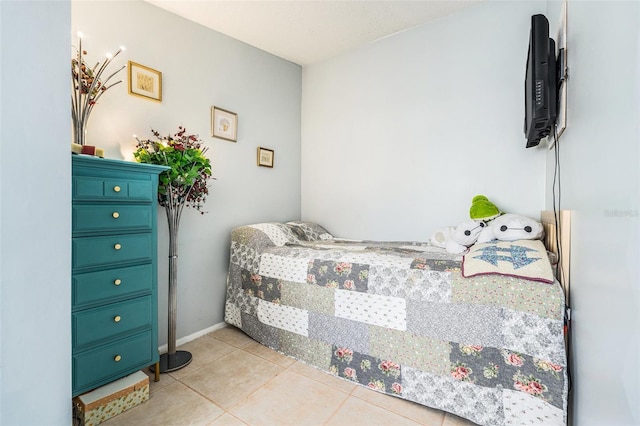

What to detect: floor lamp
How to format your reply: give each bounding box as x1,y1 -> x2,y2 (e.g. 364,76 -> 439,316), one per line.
159,203 -> 192,372
133,127 -> 212,373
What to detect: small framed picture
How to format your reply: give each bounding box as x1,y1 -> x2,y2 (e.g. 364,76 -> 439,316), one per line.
211,106 -> 238,142
257,147 -> 274,168
128,61 -> 162,102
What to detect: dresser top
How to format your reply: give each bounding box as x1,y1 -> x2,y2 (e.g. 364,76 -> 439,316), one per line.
72,154 -> 170,175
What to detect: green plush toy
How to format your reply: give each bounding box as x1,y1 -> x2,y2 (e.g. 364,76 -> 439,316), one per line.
469,195 -> 501,221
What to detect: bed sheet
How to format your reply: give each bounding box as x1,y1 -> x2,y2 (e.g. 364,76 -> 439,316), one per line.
224,222 -> 567,426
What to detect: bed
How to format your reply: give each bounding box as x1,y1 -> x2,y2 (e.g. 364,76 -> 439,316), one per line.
224,216 -> 569,426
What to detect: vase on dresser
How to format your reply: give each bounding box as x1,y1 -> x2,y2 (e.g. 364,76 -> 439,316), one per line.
71,33 -> 125,147
72,117 -> 88,147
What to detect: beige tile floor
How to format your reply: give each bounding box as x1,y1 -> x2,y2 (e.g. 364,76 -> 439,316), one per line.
104,326 -> 477,426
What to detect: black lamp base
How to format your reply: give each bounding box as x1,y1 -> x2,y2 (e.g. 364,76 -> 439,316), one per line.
158,350 -> 193,373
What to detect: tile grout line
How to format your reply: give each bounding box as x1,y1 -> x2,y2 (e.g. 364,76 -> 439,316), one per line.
279,359 -> 429,425
172,376 -> 227,418
219,343 -> 354,425
165,347 -> 237,382
211,344 -> 291,421
321,394 -> 352,425
231,342 -> 434,425
172,330 -> 460,426
169,332 -> 270,414
163,342 -> 252,421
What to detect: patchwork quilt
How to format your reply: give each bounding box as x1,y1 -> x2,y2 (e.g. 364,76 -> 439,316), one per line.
224,222 -> 568,426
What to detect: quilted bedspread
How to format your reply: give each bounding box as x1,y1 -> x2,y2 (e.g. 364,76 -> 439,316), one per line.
224,222 -> 567,426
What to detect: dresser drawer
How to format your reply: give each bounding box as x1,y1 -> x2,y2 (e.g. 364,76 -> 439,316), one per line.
73,204 -> 152,233
73,176 -> 153,201
73,264 -> 153,308
73,331 -> 154,393
73,233 -> 152,269
73,296 -> 152,348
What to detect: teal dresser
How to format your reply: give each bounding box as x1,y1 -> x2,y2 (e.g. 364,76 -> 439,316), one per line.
72,155 -> 168,397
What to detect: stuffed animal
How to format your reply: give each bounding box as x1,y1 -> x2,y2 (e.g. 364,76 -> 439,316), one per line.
469,195 -> 502,221
476,213 -> 544,243
430,220 -> 487,254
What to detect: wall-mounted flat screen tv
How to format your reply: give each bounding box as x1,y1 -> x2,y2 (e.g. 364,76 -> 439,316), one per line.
524,14 -> 558,148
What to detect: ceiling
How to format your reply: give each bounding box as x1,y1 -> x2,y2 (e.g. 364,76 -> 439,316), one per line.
145,1 -> 484,66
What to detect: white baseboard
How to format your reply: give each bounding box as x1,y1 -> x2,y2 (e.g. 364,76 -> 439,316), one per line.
157,321 -> 228,353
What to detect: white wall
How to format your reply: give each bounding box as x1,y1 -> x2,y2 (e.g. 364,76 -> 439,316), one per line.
545,1 -> 640,425
72,1 -> 302,344
0,1 -> 72,424
303,0 -> 640,424
302,1 -> 548,241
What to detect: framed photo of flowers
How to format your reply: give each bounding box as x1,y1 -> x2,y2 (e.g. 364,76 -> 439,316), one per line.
211,106 -> 238,142
128,61 -> 162,102
257,147 -> 274,168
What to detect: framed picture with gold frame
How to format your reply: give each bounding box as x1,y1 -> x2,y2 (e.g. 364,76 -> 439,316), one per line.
257,147 -> 274,168
128,61 -> 162,102
211,106 -> 238,142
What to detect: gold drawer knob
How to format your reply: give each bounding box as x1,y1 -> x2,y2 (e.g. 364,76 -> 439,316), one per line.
112,212 -> 120,219
114,243 -> 122,250
113,186 -> 121,193
114,279 -> 122,286
114,315 -> 121,323
114,355 -> 122,362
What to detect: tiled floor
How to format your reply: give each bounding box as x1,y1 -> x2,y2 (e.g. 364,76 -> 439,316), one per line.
104,326 -> 477,425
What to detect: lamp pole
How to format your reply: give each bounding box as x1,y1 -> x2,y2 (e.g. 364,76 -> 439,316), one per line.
158,194 -> 192,372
